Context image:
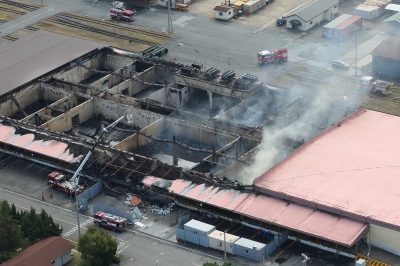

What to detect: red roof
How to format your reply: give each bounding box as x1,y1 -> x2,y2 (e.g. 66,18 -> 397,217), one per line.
5,236 -> 74,266
254,108 -> 400,230
0,125 -> 81,163
143,176 -> 368,246
213,5 -> 232,12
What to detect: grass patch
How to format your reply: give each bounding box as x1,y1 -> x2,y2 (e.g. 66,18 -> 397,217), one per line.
0,11 -> 22,21
65,251 -> 87,266
33,20 -> 149,52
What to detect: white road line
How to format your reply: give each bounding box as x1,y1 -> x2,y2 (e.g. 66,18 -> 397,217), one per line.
258,0 -> 312,30
117,243 -> 131,254
63,218 -> 93,237
1,8 -> 55,32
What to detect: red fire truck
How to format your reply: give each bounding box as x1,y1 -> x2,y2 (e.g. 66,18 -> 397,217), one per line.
110,8 -> 135,22
258,48 -> 288,64
359,76 -> 392,95
47,171 -> 85,196
94,211 -> 127,232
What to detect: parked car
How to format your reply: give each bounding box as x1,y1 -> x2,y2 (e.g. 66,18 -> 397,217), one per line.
276,16 -> 286,26
332,60 -> 349,70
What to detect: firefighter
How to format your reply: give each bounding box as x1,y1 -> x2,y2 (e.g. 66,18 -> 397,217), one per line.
41,192 -> 44,201
50,190 -> 53,199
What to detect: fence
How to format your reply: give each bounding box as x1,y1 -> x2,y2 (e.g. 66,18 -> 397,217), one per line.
77,182 -> 103,211
93,203 -> 135,224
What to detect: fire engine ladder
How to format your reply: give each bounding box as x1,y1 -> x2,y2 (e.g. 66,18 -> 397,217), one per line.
11,95 -> 27,117
355,254 -> 391,266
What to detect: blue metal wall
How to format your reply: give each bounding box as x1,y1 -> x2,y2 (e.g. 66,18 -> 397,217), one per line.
275,230 -> 288,246
264,238 -> 277,258
233,244 -> 264,261
77,182 -> 103,211
184,231 -> 201,246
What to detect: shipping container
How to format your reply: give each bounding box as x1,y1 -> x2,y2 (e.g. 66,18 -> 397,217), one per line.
233,0 -> 245,10
354,0 -> 391,20
243,1 -> 251,13
256,0 -> 262,10
233,238 -> 266,261
334,15 -> 362,38
208,230 -> 240,254
183,219 -> 215,247
323,14 -> 352,37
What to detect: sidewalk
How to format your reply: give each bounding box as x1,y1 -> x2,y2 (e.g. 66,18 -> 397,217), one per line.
0,7 -> 58,37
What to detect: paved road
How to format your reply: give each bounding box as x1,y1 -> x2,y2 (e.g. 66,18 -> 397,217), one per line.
0,187 -> 227,266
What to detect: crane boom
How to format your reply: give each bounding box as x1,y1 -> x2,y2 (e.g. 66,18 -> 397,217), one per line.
70,115 -> 130,190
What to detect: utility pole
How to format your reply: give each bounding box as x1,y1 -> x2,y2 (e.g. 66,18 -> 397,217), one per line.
367,231 -> 371,266
167,0 -> 173,34
354,27 -> 359,76
224,230 -> 227,263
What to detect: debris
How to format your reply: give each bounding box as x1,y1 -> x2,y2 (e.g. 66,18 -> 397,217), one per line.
150,203 -> 175,216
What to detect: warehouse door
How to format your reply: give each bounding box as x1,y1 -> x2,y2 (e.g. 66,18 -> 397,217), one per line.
370,224 -> 400,256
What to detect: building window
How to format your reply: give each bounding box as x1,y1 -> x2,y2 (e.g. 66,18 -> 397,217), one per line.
228,11 -> 231,15
219,12 -> 223,16
217,241 -> 222,246
310,21 -> 313,25
334,5 -> 337,8
244,249 -> 249,254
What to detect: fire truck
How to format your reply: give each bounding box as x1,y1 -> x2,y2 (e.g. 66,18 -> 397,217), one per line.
110,8 -> 135,22
47,171 -> 85,196
258,48 -> 288,64
94,211 -> 127,232
359,76 -> 392,96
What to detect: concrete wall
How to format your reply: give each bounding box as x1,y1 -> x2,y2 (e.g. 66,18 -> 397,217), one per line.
103,92 -> 141,108
166,86 -> 190,108
113,118 -> 165,151
155,65 -> 176,84
147,87 -> 167,105
215,146 -> 258,177
42,98 -> 95,132
23,113 -> 54,126
0,84 -> 41,117
53,54 -> 102,83
164,117 -> 236,148
52,80 -> 103,97
103,53 -> 136,71
109,79 -> 130,95
94,98 -> 163,128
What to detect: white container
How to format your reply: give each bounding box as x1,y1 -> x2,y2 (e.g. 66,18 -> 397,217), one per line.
208,230 -> 240,255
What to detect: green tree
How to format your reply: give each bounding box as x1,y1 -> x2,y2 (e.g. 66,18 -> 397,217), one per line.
78,225 -> 118,266
0,201 -> 23,254
20,207 -> 62,241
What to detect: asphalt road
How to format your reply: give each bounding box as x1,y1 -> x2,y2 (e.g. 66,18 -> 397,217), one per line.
0,186 -> 224,266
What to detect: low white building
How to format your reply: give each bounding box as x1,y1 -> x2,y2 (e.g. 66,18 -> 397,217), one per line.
213,5 -> 234,20
208,230 -> 240,254
286,0 -> 339,31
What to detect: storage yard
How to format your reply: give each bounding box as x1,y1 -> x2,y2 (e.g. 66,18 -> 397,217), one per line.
1,0 -> 400,265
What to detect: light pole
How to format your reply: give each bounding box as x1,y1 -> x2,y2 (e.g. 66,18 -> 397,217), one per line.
71,114 -> 134,237
354,27 -> 360,76
223,229 -> 227,263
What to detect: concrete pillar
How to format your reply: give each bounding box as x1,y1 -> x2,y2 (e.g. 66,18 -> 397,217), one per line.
136,126 -> 140,150
173,136 -> 178,166
208,91 -> 213,109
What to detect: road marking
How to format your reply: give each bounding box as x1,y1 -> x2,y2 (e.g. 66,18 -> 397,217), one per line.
0,8 -> 55,33
63,218 -> 93,237
21,162 -> 36,171
34,166 -> 48,174
193,263 -> 202,266
258,0 -> 312,30
117,243 -> 131,254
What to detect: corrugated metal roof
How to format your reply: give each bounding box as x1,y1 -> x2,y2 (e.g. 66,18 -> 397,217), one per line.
383,12 -> 400,22
254,108 -> 400,231
142,176 -> 368,247
286,0 -> 339,22
0,30 -> 104,97
208,230 -> 240,242
0,124 -> 81,163
213,5 -> 232,12
386,3 -> 400,11
323,14 -> 353,29
184,219 -> 215,232
371,37 -> 400,61
234,237 -> 265,250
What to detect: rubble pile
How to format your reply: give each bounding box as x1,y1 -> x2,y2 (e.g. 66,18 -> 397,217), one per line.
150,203 -> 175,216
